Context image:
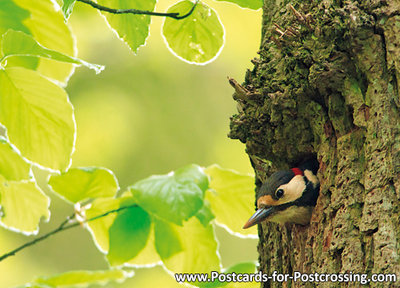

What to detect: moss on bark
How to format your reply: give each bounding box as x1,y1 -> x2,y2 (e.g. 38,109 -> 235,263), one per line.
229,0 -> 400,287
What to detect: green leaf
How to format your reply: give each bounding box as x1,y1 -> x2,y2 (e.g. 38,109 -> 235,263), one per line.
223,261 -> 257,274
62,0 -> 76,19
199,262 -> 258,288
162,1 -> 224,64
175,163 -> 209,192
5,0 -> 76,84
0,0 -> 35,71
160,217 -> 220,274
195,200 -> 215,227
0,136 -> 30,181
223,262 -> 258,288
0,0 -> 30,35
154,218 -> 182,259
125,221 -> 161,266
34,269 -> 132,287
1,30 -> 104,73
205,165 -> 257,237
107,202 -> 152,266
98,0 -> 156,53
86,197 -> 123,252
214,0 -> 262,10
0,67 -> 75,171
48,167 -> 118,203
129,164 -> 208,225
0,180 -> 50,234
86,196 -> 161,266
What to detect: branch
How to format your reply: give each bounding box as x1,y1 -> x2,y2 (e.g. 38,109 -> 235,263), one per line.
0,204 -> 137,262
77,0 -> 199,20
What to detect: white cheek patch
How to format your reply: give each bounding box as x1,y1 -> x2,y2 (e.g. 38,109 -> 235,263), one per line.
278,175 -> 306,204
304,169 -> 319,188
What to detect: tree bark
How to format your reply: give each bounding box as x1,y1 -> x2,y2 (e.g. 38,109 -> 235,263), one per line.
229,0 -> 400,287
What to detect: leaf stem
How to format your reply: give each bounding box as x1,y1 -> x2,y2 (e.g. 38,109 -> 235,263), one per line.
0,204 -> 137,262
76,0 -> 199,20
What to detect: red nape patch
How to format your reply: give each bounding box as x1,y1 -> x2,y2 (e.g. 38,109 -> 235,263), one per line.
291,168 -> 303,176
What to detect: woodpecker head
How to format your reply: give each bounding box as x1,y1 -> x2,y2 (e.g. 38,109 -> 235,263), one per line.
243,163 -> 320,228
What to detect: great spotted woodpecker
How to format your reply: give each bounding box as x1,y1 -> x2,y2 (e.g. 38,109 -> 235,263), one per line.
243,159 -> 320,228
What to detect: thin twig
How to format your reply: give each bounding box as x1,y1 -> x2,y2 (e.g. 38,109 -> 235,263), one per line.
0,204 -> 137,262
77,0 -> 199,20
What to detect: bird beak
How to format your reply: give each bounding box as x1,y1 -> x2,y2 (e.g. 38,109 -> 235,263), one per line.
243,207 -> 274,229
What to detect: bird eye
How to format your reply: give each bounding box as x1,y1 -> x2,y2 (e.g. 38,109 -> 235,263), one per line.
275,189 -> 284,199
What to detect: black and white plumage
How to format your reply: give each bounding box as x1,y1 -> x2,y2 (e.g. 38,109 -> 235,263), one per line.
243,159 -> 320,228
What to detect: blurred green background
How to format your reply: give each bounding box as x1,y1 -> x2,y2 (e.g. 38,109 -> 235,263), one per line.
0,1 -> 261,287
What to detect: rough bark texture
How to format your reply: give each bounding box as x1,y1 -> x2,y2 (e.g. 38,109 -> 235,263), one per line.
229,0 -> 400,287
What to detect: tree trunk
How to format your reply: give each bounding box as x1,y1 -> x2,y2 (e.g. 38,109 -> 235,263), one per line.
229,0 -> 400,287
